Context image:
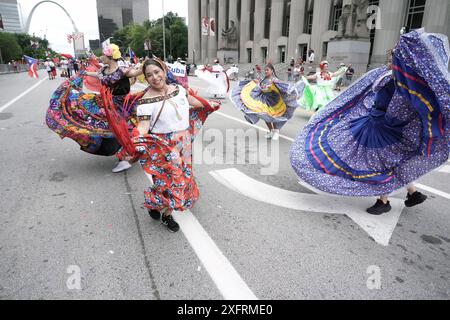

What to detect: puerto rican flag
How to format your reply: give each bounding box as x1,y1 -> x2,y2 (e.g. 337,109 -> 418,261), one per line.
24,55 -> 39,78
128,47 -> 139,65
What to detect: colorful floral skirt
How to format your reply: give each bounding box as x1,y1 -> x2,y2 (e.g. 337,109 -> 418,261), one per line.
290,30 -> 450,197
133,99 -> 220,212
46,75 -> 138,156
230,79 -> 303,129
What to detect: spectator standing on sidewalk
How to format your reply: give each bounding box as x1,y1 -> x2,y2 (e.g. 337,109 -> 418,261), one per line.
346,64 -> 355,85
308,50 -> 315,65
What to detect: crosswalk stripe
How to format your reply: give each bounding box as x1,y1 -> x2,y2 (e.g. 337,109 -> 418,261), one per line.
415,184 -> 450,200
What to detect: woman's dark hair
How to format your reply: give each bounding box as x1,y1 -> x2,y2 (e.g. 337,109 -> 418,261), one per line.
142,58 -> 171,84
265,63 -> 278,79
142,59 -> 166,74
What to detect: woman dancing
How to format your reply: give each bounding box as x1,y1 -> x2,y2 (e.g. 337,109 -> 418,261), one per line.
133,58 -> 220,232
290,29 -> 449,215
230,63 -> 303,140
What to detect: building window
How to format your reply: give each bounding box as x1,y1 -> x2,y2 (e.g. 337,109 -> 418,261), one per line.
264,1 -> 271,39
247,48 -> 252,63
250,0 -> 255,40
322,42 -> 328,59
283,1 -> 291,37
304,0 -> 314,34
329,2 -> 343,31
298,44 -> 308,62
261,47 -> 268,63
404,0 -> 426,32
305,11 -> 313,34
279,46 -> 286,63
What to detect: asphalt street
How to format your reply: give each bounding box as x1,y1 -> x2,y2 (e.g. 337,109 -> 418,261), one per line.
0,70 -> 449,299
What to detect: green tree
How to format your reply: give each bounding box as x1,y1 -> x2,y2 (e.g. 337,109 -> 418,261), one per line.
0,32 -> 23,62
14,33 -> 55,60
110,11 -> 188,61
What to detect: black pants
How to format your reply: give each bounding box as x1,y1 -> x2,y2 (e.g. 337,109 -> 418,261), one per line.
82,138 -> 122,156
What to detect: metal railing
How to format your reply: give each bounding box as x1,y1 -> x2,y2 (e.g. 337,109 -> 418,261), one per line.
0,64 -> 30,74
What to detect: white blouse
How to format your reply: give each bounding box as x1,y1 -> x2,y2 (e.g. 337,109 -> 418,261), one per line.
137,85 -> 190,134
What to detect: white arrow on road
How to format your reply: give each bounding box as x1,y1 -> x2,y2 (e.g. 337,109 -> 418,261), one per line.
438,164 -> 450,174
210,168 -> 405,247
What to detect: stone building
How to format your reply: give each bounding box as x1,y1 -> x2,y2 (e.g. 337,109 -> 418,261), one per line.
0,0 -> 23,33
97,0 -> 149,41
188,0 -> 450,72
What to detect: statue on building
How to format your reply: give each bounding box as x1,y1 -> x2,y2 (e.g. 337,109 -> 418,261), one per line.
353,0 -> 370,39
220,20 -> 238,50
336,4 -> 353,38
335,0 -> 370,40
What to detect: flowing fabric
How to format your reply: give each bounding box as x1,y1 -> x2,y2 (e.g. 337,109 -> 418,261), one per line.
290,29 -> 450,197
83,57 -> 102,92
133,94 -> 220,212
46,74 -> 142,156
230,77 -> 304,129
195,65 -> 230,97
298,67 -> 346,111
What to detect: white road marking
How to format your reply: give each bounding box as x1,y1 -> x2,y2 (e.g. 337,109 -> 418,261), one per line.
415,184 -> 450,200
140,167 -> 256,300
214,111 -> 295,142
210,168 -> 404,247
173,210 -> 258,300
213,110 -> 450,201
0,78 -> 47,113
438,164 -> 450,174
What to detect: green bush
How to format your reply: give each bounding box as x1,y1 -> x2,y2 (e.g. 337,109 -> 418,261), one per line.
0,32 -> 23,62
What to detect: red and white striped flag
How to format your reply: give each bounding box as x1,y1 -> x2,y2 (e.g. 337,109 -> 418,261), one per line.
24,55 -> 39,78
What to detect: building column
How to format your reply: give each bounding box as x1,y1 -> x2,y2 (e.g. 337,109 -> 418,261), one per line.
229,0 -> 239,25
310,0 -> 333,62
371,0 -> 408,66
253,0 -> 267,62
208,0 -> 218,60
188,0 -> 201,64
423,0 -> 450,39
200,0 -> 209,63
268,0 -> 285,63
288,0 -> 307,60
239,0 -> 252,63
217,0 -> 227,50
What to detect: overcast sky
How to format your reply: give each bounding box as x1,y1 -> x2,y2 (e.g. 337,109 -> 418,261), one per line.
18,0 -> 188,54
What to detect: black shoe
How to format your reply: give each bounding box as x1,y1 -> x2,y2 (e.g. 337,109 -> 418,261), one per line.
148,210 -> 161,220
405,191 -> 427,207
367,199 -> 392,215
162,214 -> 180,233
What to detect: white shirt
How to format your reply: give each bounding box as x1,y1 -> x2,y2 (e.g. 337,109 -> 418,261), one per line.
137,85 -> 190,134
309,53 -> 315,62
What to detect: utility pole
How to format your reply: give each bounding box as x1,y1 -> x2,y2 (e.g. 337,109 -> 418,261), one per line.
162,0 -> 166,61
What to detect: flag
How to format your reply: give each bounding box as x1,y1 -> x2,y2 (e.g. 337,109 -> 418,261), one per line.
128,47 -> 139,64
24,55 -> 39,78
201,17 -> 209,36
210,18 -> 215,36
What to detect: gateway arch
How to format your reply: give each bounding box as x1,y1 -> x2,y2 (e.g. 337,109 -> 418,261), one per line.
25,0 -> 79,33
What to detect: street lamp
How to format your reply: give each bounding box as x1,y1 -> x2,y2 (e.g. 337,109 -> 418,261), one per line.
162,0 -> 166,61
